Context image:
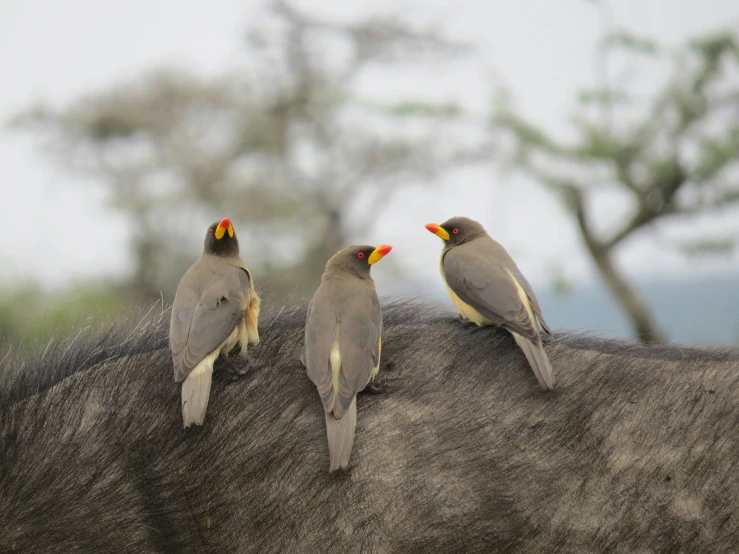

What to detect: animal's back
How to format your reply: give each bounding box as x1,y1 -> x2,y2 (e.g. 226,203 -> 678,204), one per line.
1,301 -> 737,553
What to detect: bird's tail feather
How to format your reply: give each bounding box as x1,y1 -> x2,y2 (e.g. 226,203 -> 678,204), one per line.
513,333 -> 555,390
181,363 -> 214,428
325,397 -> 357,472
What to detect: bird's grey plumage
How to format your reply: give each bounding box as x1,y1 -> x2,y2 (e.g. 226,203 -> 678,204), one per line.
443,242 -> 540,341
506,258 -> 552,336
170,259 -> 252,382
325,397 -> 357,470
436,219 -> 554,390
170,252 -> 257,427
512,334 -> 553,391
304,247 -> 383,471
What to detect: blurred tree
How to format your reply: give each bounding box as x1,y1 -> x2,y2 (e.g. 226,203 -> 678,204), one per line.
491,25 -> 739,344
0,284 -> 125,350
12,0 -> 487,305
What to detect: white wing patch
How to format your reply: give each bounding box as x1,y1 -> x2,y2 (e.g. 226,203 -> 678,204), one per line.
505,267 -> 536,329
330,336 -> 342,409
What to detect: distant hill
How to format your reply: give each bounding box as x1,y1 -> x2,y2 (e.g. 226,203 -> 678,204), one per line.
375,271 -> 739,347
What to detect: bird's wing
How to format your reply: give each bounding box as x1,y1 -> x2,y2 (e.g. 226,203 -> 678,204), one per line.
170,262 -> 249,382
442,241 -> 539,341
304,285 -> 340,413
508,264 -> 551,335
304,282 -> 381,419
334,285 -> 382,416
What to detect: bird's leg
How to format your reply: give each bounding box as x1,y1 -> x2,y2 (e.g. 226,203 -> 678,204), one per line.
362,383 -> 386,395
361,358 -> 396,395
221,355 -> 250,381
220,345 -> 264,381
456,314 -> 479,329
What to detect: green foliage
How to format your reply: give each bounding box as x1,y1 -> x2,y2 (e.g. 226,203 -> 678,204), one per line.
694,128 -> 739,181
0,286 -> 125,348
492,26 -> 739,218
605,30 -> 660,55
490,112 -> 559,155
679,238 -> 736,257
577,88 -> 630,106
648,156 -> 682,186
689,31 -> 739,62
572,122 -> 624,160
375,100 -> 463,118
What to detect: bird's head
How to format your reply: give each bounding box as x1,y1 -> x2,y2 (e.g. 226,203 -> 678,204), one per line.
425,216 -> 486,246
204,217 -> 240,257
326,244 -> 393,277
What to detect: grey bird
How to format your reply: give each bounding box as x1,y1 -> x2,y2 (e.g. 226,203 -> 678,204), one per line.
169,217 -> 261,427
425,217 -> 554,390
303,244 -> 392,471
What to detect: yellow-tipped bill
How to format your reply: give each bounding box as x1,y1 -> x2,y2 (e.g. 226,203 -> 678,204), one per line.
368,244 -> 393,265
215,217 -> 234,240
425,223 -> 450,241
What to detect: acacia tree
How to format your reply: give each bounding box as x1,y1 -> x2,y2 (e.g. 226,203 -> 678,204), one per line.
491,28 -> 739,343
14,0 -> 487,303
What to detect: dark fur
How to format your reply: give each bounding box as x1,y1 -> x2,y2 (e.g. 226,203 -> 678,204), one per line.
1,300 -> 738,553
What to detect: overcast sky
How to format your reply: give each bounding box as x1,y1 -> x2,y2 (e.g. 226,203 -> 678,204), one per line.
1,0 -> 737,291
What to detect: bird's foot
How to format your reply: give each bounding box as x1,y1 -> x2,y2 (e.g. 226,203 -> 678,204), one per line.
362,383 -> 386,395
222,357 -> 251,381
457,316 -> 478,329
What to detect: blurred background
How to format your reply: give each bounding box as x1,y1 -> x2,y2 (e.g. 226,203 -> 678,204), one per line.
1,0 -> 738,349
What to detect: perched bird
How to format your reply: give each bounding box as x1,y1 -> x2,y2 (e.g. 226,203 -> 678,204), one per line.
425,217 -> 554,390
303,244 -> 392,471
169,217 -> 261,427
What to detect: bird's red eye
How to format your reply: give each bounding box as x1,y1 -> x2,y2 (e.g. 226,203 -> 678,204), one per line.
357,252 -> 365,259
208,229 -> 214,235
452,228 -> 459,234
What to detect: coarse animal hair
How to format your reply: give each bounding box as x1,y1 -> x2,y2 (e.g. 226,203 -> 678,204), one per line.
1,299 -> 738,553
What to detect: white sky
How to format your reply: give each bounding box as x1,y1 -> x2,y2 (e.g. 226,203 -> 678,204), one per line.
0,0 -> 737,291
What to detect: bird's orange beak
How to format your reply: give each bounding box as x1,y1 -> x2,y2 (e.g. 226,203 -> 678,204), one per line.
425,223 -> 450,241
215,217 -> 234,240
368,244 -> 392,265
